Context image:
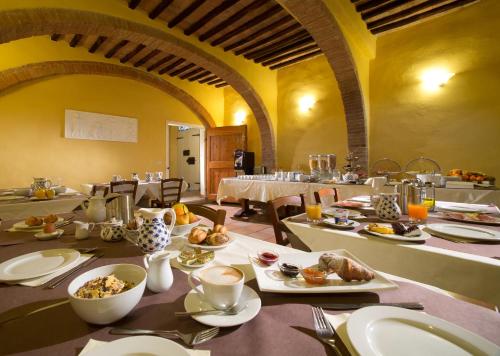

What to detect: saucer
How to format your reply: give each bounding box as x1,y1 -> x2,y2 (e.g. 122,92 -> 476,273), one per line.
34,229 -> 64,241
184,285 -> 261,327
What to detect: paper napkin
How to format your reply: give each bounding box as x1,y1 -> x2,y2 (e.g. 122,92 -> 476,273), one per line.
79,338 -> 210,355
323,312 -> 358,356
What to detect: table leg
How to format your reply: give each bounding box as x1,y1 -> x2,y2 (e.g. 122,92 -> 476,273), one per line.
234,198 -> 257,218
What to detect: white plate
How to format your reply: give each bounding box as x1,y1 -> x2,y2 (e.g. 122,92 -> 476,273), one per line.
323,208 -> 364,218
322,218 -> 360,229
347,306 -> 499,356
184,285 -> 261,327
251,249 -> 397,294
362,224 -> 430,242
0,195 -> 25,201
426,223 -> 500,241
0,248 -> 80,281
176,255 -> 213,268
437,203 -> 487,213
185,235 -> 235,250
348,196 -> 371,203
85,336 -> 189,356
12,217 -> 64,230
29,196 -> 56,201
34,229 -> 64,241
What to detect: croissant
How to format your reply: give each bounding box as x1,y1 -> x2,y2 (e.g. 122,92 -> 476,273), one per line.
207,232 -> 229,246
318,253 -> 375,282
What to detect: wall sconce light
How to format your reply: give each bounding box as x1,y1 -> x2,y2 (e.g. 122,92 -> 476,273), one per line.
234,109 -> 247,125
421,68 -> 455,91
298,95 -> 316,113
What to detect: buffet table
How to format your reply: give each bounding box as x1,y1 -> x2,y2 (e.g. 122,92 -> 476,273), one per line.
0,215 -> 499,355
217,178 -> 500,206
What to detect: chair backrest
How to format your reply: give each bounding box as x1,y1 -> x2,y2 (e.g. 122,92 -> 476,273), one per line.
110,180 -> 138,200
160,178 -> 183,207
314,187 -> 338,206
185,204 -> 226,227
267,195 -> 305,246
90,184 -> 109,197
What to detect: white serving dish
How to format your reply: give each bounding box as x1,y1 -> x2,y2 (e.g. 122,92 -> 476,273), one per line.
67,264 -> 146,325
363,224 -> 430,242
251,249 -> 397,294
426,223 -> 500,241
85,336 -> 189,356
171,220 -> 201,236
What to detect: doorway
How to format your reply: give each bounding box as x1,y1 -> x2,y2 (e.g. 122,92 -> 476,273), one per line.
166,121 -> 205,199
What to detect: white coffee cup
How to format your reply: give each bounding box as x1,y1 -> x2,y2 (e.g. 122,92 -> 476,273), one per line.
74,221 -> 95,240
188,265 -> 244,310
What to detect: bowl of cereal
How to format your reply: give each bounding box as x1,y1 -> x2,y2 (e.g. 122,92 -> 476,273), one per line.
67,264 -> 146,325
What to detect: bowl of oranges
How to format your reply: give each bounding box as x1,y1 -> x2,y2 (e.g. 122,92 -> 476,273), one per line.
166,203 -> 201,236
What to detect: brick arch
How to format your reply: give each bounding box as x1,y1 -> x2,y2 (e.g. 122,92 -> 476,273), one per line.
276,0 -> 368,170
0,60 -> 215,128
0,8 -> 276,167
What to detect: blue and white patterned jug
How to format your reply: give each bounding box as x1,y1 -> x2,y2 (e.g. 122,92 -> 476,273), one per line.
374,193 -> 401,221
137,208 -> 176,253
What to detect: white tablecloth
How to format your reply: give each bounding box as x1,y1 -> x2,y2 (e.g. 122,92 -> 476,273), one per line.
81,181 -> 189,204
217,178 -> 500,206
0,195 -> 86,221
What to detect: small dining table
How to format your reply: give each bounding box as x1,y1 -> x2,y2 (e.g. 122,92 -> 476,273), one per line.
0,214 -> 499,355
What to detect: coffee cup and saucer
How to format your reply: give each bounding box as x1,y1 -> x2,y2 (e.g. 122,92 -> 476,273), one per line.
184,265 -> 261,327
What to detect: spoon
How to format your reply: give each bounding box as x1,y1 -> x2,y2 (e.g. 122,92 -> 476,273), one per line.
175,304 -> 248,317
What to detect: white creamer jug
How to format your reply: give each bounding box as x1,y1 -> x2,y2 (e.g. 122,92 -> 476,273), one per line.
143,251 -> 173,293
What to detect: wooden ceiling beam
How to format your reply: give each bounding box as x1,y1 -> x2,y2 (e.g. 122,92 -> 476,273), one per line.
149,0 -> 173,19
356,0 -> 392,12
88,36 -> 107,53
188,70 -> 211,81
199,74 -> 218,83
50,34 -> 62,41
184,0 -> 239,36
134,49 -> 161,67
147,54 -> 175,71
159,58 -> 185,74
261,44 -> 319,66
211,4 -> 283,46
234,23 -> 302,56
215,82 -> 228,88
129,0 -> 142,9
179,67 -> 204,79
69,34 -> 83,47
198,0 -> 268,42
105,40 -> 129,58
169,63 -> 195,77
362,0 -> 413,20
371,0 -> 478,34
206,78 -> 225,85
253,37 -> 315,63
168,0 -> 206,28
244,30 -> 310,59
269,49 -> 322,70
120,44 -> 146,63
223,15 -> 294,52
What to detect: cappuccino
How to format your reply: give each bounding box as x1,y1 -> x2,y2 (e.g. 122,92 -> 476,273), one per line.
200,266 -> 242,285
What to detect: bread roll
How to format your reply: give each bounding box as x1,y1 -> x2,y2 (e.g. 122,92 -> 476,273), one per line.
188,228 -> 207,244
207,232 -> 229,246
44,214 -> 58,224
214,224 -> 227,234
25,216 -> 43,226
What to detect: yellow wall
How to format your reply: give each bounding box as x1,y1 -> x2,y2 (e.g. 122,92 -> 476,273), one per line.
223,87 -> 262,166
370,0 -> 500,179
0,75 -> 203,189
276,55 -> 348,171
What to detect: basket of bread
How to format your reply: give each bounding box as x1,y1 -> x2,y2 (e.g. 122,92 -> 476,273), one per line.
166,203 -> 201,236
187,224 -> 231,249
448,169 -> 495,185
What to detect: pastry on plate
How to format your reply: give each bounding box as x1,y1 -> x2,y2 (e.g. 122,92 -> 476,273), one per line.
25,216 -> 43,226
318,253 -> 374,282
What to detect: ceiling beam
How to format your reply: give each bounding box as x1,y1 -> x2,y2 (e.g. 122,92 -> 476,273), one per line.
188,70 -> 211,81
207,78 -> 225,85
269,49 -> 322,70
261,44 -> 319,66
211,4 -> 283,46
356,0 -> 392,12
169,63 -> 195,77
234,22 -> 302,55
198,0 -> 268,42
134,49 -> 161,67
69,34 -> 83,47
120,44 -> 146,63
215,82 -> 228,88
129,0 -> 141,9
168,0 -> 206,28
149,0 -> 173,19
147,54 -> 175,71
88,36 -> 107,53
244,30 -> 310,59
362,0 -> 413,20
159,58 -> 185,74
253,36 -> 315,63
184,0 -> 239,36
199,74 -> 218,83
105,40 -> 129,58
50,34 -> 62,41
179,67 -> 204,79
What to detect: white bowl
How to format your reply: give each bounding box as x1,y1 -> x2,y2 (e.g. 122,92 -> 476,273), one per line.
171,219 -> 201,236
67,264 -> 146,325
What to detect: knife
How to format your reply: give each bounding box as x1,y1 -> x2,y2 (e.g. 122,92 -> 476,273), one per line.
0,299 -> 69,326
313,302 -> 424,310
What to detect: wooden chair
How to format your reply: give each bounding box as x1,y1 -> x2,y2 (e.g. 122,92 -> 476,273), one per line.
151,178 -> 184,208
90,184 -> 109,197
110,180 -> 138,201
268,195 -> 310,251
314,187 -> 339,206
185,204 -> 226,227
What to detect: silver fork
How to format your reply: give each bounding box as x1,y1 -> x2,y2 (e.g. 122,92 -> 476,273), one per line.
109,326 -> 220,346
312,306 -> 342,356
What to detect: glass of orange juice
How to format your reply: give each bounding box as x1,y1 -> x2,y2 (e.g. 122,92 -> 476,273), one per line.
306,204 -> 322,223
408,203 -> 428,223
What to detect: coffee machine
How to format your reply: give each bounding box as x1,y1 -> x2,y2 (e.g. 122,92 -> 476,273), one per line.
234,149 -> 255,175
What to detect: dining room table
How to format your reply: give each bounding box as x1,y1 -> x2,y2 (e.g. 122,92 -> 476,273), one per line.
0,212 -> 499,355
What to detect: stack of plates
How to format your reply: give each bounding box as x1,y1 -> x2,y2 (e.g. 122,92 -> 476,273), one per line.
426,223 -> 500,242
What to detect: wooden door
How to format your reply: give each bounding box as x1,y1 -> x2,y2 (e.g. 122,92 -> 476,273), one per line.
206,125 -> 247,200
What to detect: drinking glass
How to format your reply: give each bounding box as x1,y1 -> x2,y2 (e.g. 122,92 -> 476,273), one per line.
408,203 -> 428,222
306,204 -> 322,223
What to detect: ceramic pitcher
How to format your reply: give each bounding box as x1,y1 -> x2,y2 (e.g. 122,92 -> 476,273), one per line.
137,208 -> 176,253
81,196 -> 107,223
100,220 -> 124,242
143,251 -> 173,293
374,193 -> 401,221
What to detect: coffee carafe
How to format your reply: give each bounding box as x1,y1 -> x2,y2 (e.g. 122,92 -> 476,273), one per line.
106,193 -> 134,224
397,179 -> 425,215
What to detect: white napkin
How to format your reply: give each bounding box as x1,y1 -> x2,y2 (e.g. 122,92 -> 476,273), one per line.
323,312 -> 358,356
79,338 -> 210,355
14,254 -> 92,287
